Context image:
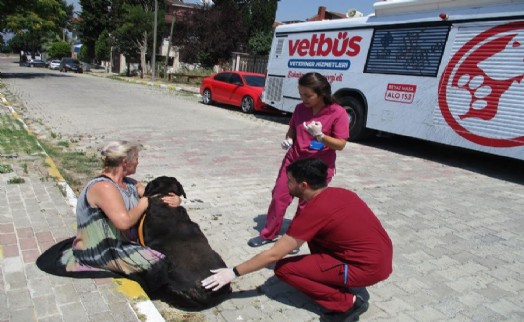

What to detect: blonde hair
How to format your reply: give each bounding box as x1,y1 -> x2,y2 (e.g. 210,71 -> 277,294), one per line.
100,140 -> 141,168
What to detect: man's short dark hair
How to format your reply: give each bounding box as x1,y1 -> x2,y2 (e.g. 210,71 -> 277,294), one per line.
286,158 -> 328,189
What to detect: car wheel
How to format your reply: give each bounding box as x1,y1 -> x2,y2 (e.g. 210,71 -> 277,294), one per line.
337,96 -> 374,141
202,89 -> 212,105
241,96 -> 255,114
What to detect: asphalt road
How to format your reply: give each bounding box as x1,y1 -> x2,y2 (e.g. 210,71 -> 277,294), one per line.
1,56 -> 523,321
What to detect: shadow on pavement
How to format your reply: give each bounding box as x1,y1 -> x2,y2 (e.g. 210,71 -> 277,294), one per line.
358,134 -> 524,185
262,276 -> 324,315
251,214 -> 293,238
226,276 -> 323,316
199,101 -> 291,125
0,71 -> 78,79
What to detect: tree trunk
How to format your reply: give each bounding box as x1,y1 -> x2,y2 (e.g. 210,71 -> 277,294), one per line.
165,14 -> 176,77
140,31 -> 148,78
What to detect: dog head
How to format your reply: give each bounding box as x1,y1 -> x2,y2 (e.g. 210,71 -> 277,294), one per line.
144,176 -> 187,198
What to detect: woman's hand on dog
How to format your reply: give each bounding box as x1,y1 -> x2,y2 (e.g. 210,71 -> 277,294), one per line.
201,268 -> 236,291
161,193 -> 181,207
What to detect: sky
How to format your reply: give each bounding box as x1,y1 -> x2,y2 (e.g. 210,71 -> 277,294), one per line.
65,0 -> 80,12
274,0 -> 378,21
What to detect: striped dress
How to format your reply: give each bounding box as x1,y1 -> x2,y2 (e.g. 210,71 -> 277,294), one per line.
61,176 -> 166,278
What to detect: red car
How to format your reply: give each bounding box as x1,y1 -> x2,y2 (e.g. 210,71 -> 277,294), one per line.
200,71 -> 276,113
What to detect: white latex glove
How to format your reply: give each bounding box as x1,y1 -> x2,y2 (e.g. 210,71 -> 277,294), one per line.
303,121 -> 323,137
201,268 -> 236,291
281,138 -> 293,150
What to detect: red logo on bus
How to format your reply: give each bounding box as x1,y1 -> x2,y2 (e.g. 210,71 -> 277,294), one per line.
439,21 -> 524,147
288,32 -> 362,57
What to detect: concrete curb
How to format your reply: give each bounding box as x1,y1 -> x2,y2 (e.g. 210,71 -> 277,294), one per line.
88,72 -> 202,95
0,93 -> 165,322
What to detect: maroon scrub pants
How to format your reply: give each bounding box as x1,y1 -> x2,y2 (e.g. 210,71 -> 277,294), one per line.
274,253 -> 356,312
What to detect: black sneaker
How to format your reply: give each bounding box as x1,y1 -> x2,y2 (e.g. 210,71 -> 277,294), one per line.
348,287 -> 370,303
320,295 -> 369,322
247,236 -> 278,247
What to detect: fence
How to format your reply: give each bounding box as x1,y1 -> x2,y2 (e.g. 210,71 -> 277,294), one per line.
231,52 -> 268,74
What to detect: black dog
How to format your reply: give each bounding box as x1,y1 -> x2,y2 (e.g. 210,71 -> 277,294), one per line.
142,176 -> 231,309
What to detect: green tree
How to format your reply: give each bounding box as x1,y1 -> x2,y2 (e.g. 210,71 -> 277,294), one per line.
48,41 -> 71,58
95,29 -> 111,62
213,0 -> 276,54
80,0 -> 163,75
78,44 -> 89,62
248,30 -> 273,55
77,0 -> 112,63
4,0 -> 72,57
0,0 -> 36,31
179,0 -> 247,67
243,0 -> 276,55
174,0 -> 276,66
7,33 -> 31,54
249,0 -> 276,33
113,2 -> 163,77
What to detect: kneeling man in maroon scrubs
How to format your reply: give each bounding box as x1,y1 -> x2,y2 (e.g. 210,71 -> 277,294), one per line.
203,158 -> 393,322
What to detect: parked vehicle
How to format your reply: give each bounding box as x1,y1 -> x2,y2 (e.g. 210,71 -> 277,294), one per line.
22,59 -> 47,68
263,0 -> 524,161
80,62 -> 91,72
59,57 -> 83,73
48,60 -> 61,70
200,71 -> 277,114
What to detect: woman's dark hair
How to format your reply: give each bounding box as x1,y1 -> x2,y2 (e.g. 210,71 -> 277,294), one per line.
298,72 -> 335,105
286,158 -> 328,189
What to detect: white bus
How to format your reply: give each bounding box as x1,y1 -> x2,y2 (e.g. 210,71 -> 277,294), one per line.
262,0 -> 524,161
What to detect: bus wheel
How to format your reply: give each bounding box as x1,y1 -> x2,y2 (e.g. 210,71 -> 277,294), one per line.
241,96 -> 255,113
338,96 -> 372,141
202,89 -> 212,105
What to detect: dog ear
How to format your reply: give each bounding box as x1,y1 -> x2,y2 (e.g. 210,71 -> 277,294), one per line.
177,181 -> 187,199
144,180 -> 157,197
144,176 -> 169,196
170,178 -> 186,198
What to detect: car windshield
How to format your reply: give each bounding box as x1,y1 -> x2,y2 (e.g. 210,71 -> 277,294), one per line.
63,58 -> 80,64
243,75 -> 265,87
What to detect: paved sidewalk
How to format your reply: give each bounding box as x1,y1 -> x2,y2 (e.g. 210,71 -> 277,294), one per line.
0,97 -> 163,322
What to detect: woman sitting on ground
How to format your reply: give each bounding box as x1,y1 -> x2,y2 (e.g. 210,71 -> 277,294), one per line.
60,140 -> 180,291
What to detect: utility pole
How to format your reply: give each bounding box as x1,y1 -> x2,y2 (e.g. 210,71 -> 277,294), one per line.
152,0 -> 158,81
